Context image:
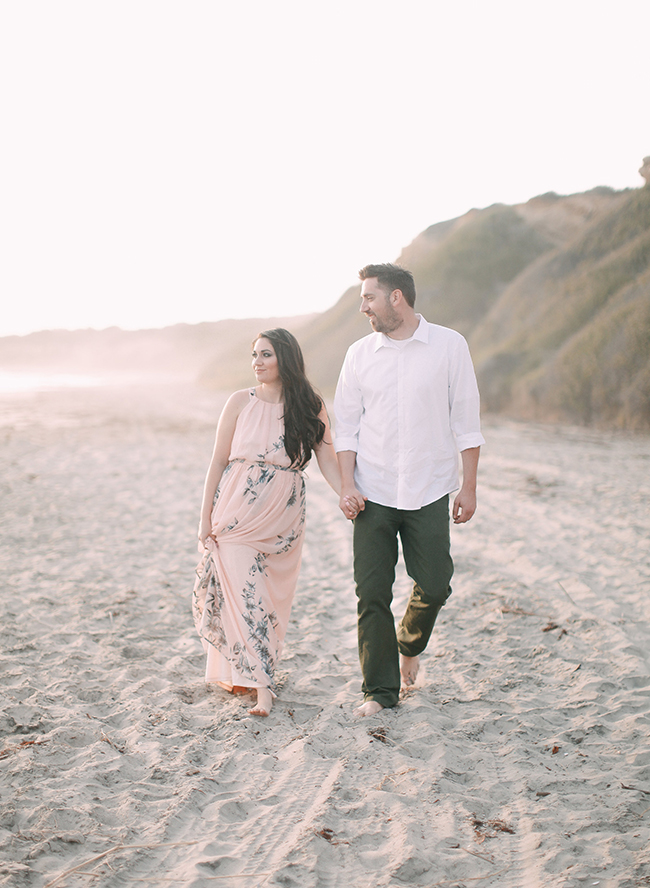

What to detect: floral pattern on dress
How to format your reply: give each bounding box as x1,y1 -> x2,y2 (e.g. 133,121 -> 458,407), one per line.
257,433 -> 285,463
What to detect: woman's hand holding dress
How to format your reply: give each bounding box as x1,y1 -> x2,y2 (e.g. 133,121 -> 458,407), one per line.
198,517 -> 213,547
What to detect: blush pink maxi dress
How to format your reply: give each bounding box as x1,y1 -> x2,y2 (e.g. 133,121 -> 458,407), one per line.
192,390 -> 306,695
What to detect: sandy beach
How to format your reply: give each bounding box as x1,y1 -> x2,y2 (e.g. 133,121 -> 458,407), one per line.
1,381 -> 649,888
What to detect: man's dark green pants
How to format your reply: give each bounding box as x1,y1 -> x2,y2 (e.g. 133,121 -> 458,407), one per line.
352,495 -> 453,709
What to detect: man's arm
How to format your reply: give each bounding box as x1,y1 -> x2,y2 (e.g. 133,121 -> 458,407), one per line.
337,450 -> 366,517
333,345 -> 367,519
452,446 -> 480,524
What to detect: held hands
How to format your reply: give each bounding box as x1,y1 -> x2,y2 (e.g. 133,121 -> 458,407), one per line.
452,486 -> 477,524
339,487 -> 367,521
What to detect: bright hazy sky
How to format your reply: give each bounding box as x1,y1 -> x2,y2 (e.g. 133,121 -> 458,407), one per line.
1,0 -> 648,337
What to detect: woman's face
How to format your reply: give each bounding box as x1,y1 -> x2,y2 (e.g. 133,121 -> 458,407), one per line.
252,337 -> 280,385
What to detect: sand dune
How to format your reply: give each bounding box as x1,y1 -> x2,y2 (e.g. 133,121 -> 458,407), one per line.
1,383 -> 649,887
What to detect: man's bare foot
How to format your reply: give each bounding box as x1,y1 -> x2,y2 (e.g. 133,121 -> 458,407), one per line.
231,686 -> 249,695
249,687 -> 272,717
400,654 -> 420,686
354,700 -> 384,717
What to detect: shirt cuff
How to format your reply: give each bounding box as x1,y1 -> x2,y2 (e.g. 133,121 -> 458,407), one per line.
455,433 -> 485,451
334,436 -> 359,453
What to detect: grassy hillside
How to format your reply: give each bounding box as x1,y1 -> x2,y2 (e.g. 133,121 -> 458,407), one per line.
518,268 -> 650,428
472,185 -> 650,428
401,204 -> 553,336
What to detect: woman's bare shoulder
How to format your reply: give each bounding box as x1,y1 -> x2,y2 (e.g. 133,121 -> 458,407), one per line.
218,388 -> 252,424
228,387 -> 253,407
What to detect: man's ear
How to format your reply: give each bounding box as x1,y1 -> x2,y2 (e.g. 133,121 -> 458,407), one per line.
391,288 -> 404,305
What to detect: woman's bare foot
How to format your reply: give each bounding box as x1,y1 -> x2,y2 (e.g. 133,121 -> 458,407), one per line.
354,700 -> 384,717
248,687 -> 273,717
400,654 -> 420,686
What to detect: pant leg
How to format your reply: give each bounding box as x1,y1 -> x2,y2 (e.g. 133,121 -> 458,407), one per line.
396,495 -> 453,658
353,501 -> 401,709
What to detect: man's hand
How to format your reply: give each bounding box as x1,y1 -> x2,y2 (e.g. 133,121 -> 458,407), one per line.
454,446 -> 480,524
452,486 -> 476,524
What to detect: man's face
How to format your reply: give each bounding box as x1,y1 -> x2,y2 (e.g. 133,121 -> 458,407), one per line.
359,278 -> 401,334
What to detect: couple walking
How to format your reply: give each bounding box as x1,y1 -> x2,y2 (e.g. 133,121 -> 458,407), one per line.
192,263 -> 484,717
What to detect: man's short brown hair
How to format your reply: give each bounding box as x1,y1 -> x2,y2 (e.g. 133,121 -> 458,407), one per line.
359,263 -> 416,307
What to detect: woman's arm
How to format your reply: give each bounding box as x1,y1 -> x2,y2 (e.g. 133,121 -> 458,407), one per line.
314,406 -> 365,519
198,390 -> 249,544
313,405 -> 341,495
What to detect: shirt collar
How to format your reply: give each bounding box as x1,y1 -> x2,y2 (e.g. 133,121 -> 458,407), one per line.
373,314 -> 428,351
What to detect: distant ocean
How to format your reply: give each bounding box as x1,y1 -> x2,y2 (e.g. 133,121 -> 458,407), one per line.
0,371 -> 108,393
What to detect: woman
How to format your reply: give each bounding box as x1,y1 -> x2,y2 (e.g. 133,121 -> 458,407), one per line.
192,329 -> 358,717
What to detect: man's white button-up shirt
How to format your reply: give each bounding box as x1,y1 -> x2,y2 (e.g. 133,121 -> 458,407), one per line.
333,315 -> 485,510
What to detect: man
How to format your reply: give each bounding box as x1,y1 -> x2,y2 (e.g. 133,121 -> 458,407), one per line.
334,263 -> 485,716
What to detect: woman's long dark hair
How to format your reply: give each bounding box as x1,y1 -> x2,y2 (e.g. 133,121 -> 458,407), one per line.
255,328 -> 325,468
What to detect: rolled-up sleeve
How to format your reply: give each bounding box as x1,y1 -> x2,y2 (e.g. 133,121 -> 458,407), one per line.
449,335 -> 485,452
333,347 -> 362,453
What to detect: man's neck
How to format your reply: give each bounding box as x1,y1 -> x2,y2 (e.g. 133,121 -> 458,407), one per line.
386,312 -> 420,341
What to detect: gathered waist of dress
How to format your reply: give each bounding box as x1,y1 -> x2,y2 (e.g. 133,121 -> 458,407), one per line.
229,457 -> 304,475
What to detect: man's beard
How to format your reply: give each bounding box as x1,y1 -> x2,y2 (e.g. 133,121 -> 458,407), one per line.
368,303 -> 401,334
